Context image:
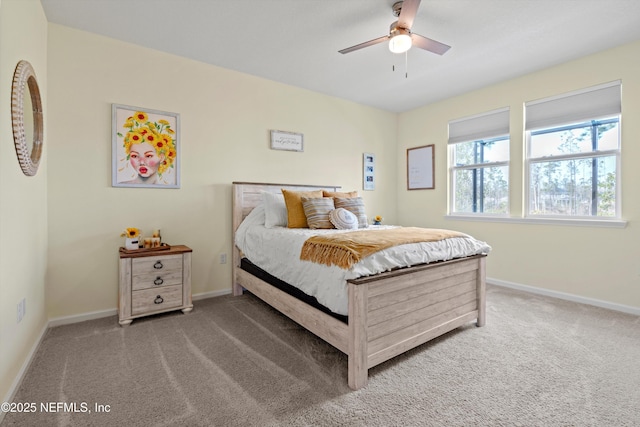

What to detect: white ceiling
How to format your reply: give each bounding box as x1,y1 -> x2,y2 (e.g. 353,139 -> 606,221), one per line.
40,0 -> 640,113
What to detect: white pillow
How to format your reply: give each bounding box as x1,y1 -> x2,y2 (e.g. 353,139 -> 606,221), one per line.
262,191 -> 288,228
235,204 -> 265,250
329,208 -> 358,230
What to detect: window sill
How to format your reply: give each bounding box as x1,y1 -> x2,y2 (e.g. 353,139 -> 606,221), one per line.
444,214 -> 627,228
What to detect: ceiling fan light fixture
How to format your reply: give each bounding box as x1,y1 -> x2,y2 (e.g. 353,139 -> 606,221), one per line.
389,28 -> 412,54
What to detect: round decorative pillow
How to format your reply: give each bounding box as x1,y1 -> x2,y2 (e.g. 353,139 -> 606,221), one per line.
329,208 -> 358,230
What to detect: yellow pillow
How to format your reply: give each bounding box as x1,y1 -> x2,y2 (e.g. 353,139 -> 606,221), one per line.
281,189 -> 323,228
322,190 -> 358,198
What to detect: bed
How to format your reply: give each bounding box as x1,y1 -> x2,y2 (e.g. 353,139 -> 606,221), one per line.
232,181 -> 488,390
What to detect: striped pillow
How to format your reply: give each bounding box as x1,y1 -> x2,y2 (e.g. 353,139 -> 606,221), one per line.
301,197 -> 335,229
334,197 -> 368,228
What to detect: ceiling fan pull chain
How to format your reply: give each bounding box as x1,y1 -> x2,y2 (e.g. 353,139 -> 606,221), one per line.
405,51 -> 408,78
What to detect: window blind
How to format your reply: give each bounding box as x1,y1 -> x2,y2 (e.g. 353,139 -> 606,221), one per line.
525,81 -> 621,131
448,107 -> 510,144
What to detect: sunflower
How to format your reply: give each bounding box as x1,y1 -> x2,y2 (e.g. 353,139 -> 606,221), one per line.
120,227 -> 141,238
127,131 -> 144,144
144,131 -> 158,144
134,111 -> 148,122
158,160 -> 169,175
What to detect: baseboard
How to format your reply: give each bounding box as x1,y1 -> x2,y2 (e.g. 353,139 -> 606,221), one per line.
48,308 -> 118,328
0,322 -> 48,425
487,277 -> 640,316
46,289 -> 232,328
193,288 -> 231,300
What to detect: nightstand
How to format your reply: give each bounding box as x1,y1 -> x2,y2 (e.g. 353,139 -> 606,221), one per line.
118,244 -> 193,326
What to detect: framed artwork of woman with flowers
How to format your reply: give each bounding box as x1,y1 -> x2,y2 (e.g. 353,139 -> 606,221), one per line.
112,104 -> 180,188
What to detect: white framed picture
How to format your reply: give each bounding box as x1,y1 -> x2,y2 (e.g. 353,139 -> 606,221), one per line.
407,144 -> 434,190
363,153 -> 375,191
112,104 -> 180,188
270,130 -> 304,152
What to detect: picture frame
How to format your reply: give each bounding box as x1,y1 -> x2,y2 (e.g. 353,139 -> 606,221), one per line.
112,104 -> 180,188
270,130 -> 304,152
407,144 -> 435,190
363,153 -> 375,191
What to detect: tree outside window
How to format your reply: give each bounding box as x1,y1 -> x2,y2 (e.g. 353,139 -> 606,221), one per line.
451,136 -> 509,214
528,118 -> 619,218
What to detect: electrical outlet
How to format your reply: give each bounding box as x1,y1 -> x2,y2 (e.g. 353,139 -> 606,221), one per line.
17,298 -> 25,323
220,253 -> 227,264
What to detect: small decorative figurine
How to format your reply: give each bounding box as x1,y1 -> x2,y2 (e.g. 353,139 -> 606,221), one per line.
152,229 -> 162,248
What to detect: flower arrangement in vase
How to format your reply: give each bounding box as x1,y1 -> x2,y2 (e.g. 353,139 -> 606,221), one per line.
120,227 -> 141,250
373,215 -> 383,225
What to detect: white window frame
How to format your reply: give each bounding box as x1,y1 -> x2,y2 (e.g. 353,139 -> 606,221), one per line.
448,108 -> 510,217
524,81 -> 622,221
525,121 -> 621,220
449,137 -> 510,216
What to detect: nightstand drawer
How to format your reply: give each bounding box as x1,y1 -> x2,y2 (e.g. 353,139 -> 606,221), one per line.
132,270 -> 183,291
131,285 -> 183,316
132,254 -> 183,275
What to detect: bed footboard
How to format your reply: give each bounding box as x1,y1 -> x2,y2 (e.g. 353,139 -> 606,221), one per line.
347,255 -> 486,389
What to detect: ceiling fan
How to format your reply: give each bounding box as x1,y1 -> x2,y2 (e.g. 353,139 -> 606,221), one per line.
338,0 -> 450,56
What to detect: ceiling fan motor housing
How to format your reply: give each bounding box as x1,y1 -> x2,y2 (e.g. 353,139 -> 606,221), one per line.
390,22 -> 411,37
392,1 -> 404,18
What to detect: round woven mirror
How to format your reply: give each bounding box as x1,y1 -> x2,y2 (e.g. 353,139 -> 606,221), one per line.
11,60 -> 43,176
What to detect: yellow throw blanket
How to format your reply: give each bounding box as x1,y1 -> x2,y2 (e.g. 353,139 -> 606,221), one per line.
300,227 -> 466,269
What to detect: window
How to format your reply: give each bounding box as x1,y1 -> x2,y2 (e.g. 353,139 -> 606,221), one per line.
449,108 -> 510,215
525,82 -> 621,219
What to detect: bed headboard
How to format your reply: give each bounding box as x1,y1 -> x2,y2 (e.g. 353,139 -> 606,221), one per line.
232,181 -> 341,232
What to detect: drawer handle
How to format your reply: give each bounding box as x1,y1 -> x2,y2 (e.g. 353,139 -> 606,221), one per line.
154,295 -> 164,305
154,277 -> 164,286
153,260 -> 164,269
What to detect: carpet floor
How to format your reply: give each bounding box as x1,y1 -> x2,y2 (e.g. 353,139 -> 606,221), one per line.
2,285 -> 639,426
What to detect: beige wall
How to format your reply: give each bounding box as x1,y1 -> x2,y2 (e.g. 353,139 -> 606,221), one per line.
397,40 -> 640,309
45,24 -> 398,319
0,0 -> 48,404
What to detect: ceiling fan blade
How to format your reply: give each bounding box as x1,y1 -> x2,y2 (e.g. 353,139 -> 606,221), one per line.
411,33 -> 451,55
339,35 -> 389,54
397,0 -> 421,30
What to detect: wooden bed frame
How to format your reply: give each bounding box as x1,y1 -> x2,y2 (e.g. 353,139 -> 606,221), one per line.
232,182 -> 486,390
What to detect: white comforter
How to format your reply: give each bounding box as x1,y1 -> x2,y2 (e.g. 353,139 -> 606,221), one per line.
235,205 -> 491,316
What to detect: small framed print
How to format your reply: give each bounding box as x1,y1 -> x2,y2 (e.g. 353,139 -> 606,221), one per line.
363,153 -> 375,191
112,104 -> 180,188
407,144 -> 435,190
270,130 -> 304,152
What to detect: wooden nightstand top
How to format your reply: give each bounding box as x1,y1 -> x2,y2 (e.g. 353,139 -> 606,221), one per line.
119,244 -> 192,259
